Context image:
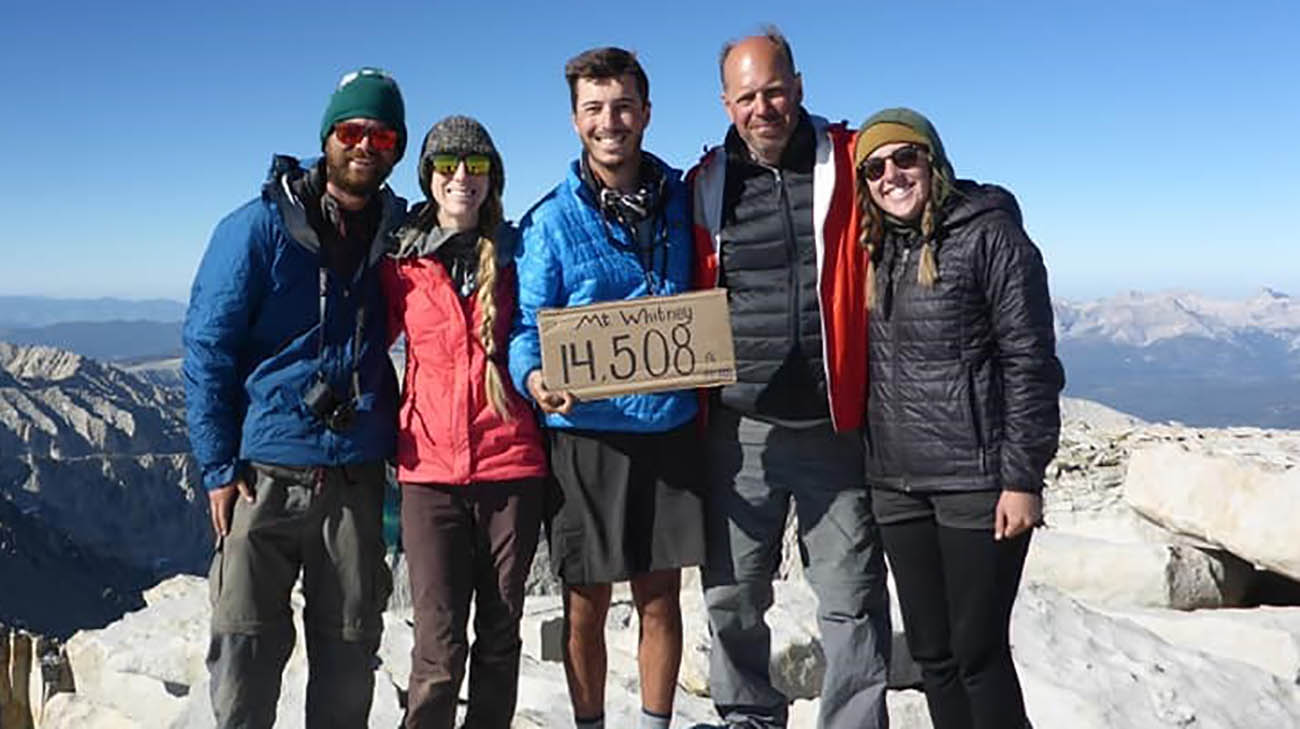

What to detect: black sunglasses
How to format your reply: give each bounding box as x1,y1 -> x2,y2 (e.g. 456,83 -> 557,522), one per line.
860,144 -> 926,182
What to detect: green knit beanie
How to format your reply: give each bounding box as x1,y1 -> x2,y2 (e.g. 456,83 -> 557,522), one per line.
319,67 -> 408,161
854,107 -> 954,182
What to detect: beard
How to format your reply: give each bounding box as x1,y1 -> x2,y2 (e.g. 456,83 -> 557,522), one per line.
325,145 -> 393,198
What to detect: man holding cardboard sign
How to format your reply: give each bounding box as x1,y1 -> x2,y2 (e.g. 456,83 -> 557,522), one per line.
688,28 -> 892,729
508,46 -> 706,729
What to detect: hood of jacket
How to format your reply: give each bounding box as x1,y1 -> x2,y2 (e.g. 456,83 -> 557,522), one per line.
942,179 -> 1023,233
262,154 -> 406,273
389,203 -> 519,264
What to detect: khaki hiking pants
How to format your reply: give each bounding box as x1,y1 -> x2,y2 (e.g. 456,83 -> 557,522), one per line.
206,461 -> 392,729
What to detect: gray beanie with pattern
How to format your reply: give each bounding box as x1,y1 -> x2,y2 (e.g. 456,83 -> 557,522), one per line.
417,115 -> 505,201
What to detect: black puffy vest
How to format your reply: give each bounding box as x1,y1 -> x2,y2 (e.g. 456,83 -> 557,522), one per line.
716,115 -> 828,421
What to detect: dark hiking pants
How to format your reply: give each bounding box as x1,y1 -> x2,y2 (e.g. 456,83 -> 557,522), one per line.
877,513 -> 1032,729
206,461 -> 392,729
400,479 -> 543,729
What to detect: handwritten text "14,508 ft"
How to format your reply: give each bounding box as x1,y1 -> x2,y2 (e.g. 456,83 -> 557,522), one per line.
558,323 -> 697,386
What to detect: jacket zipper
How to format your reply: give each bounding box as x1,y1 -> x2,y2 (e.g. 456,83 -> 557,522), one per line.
893,246 -> 910,304
460,289 -> 475,480
890,244 -> 911,490
772,168 -> 801,349
887,244 -> 909,443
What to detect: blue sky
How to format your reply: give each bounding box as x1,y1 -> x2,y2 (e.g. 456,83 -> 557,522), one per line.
1,1 -> 1296,302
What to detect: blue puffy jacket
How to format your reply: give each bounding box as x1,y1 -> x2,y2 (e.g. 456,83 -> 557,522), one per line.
184,156 -> 404,490
508,154 -> 697,433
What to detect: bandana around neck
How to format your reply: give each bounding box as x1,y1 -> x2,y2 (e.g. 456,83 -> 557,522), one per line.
581,152 -> 664,230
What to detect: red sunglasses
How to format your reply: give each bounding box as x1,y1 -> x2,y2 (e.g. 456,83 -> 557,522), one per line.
333,122 -> 399,151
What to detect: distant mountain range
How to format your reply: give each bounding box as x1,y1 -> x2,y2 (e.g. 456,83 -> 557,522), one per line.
0,296 -> 185,328
0,297 -> 184,363
1055,288 -> 1300,428
1055,287 -> 1300,351
0,320 -> 182,362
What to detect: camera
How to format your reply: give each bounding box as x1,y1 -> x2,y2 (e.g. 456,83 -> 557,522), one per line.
303,379 -> 357,432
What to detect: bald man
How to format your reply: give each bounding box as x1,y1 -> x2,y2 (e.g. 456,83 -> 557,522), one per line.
687,28 -> 891,729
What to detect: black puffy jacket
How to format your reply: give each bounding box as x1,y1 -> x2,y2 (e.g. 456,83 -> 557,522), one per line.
865,181 -> 1064,493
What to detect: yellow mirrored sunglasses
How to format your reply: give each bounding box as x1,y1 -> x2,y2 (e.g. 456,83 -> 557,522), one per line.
430,153 -> 492,176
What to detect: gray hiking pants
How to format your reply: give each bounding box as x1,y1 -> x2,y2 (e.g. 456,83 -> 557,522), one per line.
206,461 -> 392,729
702,408 -> 891,729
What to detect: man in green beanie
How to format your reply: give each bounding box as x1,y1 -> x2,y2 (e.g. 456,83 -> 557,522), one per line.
184,66 -> 407,728
318,67 -> 408,206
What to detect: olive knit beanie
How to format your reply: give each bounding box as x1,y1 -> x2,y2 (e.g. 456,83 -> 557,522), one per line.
319,67 -> 408,162
417,115 -> 505,200
853,107 -> 954,182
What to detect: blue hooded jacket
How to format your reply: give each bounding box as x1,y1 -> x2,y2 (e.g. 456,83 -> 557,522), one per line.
184,156 -> 404,490
508,154 -> 697,433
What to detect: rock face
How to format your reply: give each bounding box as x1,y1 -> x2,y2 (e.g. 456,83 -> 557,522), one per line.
1013,583 -> 1300,728
57,578 -> 210,728
1031,401 -> 1300,610
121,358 -> 183,390
0,343 -> 209,637
40,572 -> 1300,729
1059,396 -> 1147,430
0,343 -> 189,458
1098,604 -> 1300,684
1045,413 -> 1300,532
46,577 -> 712,729
1023,529 -> 1251,609
1125,443 -> 1300,581
50,576 -> 404,729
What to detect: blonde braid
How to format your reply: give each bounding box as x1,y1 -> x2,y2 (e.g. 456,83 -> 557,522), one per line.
916,148 -> 953,289
473,194 -> 513,420
917,199 -> 939,288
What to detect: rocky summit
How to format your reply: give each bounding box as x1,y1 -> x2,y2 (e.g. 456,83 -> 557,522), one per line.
2,341 -> 1300,727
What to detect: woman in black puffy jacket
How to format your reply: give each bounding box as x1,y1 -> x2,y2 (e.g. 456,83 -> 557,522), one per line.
854,107 -> 1064,729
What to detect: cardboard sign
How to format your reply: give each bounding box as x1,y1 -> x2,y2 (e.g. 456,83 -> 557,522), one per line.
539,289 -> 737,399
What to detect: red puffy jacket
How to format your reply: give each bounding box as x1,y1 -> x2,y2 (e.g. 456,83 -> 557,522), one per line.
381,255 -> 547,485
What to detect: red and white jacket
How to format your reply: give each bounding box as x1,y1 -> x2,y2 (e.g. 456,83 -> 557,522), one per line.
380,254 -> 547,485
688,115 -> 869,432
